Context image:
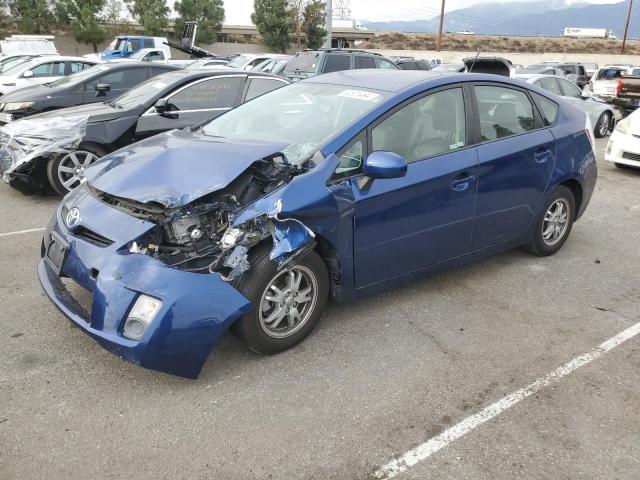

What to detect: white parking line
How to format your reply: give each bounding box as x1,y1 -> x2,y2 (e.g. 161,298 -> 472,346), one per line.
374,320 -> 640,479
0,227 -> 45,238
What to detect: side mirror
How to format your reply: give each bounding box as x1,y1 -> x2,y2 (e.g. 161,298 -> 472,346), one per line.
154,98 -> 178,118
363,151 -> 407,179
581,89 -> 590,99
95,83 -> 111,96
22,70 -> 34,78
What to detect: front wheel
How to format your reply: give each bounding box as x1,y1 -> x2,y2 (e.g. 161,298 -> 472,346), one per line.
594,111 -> 612,138
46,148 -> 103,196
231,246 -> 329,354
525,186 -> 576,256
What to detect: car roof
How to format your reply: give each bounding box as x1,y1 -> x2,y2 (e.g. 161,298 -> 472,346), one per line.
155,68 -> 285,83
303,69 -> 539,93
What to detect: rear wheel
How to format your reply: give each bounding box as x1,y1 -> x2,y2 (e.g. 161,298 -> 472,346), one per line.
46,147 -> 104,196
594,111 -> 612,138
525,186 -> 575,256
231,245 -> 329,354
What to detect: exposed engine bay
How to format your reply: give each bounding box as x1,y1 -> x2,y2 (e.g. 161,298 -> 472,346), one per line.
88,154 -> 315,281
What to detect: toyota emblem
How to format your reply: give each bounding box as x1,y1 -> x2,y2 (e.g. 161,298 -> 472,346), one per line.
66,207 -> 81,228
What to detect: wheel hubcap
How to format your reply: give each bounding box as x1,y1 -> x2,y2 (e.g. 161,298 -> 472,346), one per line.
259,265 -> 318,338
599,114 -> 610,136
542,198 -> 570,246
57,151 -> 98,192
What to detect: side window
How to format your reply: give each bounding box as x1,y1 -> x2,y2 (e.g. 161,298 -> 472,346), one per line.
30,62 -> 52,77
417,61 -> 431,71
354,56 -> 376,69
70,61 -> 90,73
167,76 -> 243,111
143,38 -> 154,48
51,62 -> 66,76
375,58 -> 398,69
148,51 -> 164,61
537,77 -> 562,95
531,92 -> 559,126
245,78 -> 286,101
474,85 -> 535,142
334,132 -> 365,178
323,54 -> 351,73
85,69 -> 148,91
557,78 -> 582,99
130,39 -> 141,51
372,87 -> 466,163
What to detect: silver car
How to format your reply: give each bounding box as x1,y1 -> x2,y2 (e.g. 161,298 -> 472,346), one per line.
526,74 -> 614,138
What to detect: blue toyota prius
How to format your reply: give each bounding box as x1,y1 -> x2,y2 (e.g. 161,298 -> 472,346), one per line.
39,70 -> 597,378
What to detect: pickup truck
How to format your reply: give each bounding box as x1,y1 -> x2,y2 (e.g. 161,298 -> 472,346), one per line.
613,75 -> 640,113
589,65 -> 640,102
84,36 -> 170,62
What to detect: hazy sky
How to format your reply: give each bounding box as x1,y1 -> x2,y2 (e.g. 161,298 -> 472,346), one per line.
221,0 -> 622,24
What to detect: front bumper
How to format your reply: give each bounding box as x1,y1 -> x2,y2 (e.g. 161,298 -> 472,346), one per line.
38,201 -> 253,378
604,130 -> 640,168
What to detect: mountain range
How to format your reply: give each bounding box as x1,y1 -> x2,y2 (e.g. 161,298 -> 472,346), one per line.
363,1 -> 640,38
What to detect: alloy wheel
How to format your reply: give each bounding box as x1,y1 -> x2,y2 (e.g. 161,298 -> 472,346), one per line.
258,265 -> 318,339
57,150 -> 98,192
598,113 -> 610,137
542,198 -> 570,246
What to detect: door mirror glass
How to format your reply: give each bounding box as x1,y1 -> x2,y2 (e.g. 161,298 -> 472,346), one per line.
363,151 -> 407,179
95,83 -> 111,96
22,70 -> 34,78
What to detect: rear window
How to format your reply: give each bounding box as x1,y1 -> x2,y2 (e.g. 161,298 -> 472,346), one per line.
323,54 -> 351,73
597,68 -> 623,80
284,52 -> 321,73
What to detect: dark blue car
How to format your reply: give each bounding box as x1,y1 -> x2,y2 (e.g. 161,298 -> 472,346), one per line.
39,71 -> 597,378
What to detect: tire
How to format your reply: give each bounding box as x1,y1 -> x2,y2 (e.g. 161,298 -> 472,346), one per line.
594,111 -> 612,138
231,244 -> 329,355
46,146 -> 105,196
525,185 -> 576,257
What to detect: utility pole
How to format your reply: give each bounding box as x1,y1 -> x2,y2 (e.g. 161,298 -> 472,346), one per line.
324,0 -> 333,49
437,0 -> 446,52
621,0 -> 633,54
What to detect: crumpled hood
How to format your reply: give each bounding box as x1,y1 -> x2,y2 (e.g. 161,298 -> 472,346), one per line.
86,129 -> 289,208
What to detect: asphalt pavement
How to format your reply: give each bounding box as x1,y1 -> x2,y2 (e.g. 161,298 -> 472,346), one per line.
1,137 -> 639,479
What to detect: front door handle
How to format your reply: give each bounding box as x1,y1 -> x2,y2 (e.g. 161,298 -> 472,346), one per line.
451,175 -> 476,192
534,147 -> 552,163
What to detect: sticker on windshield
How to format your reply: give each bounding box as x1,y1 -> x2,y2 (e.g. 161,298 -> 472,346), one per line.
151,81 -> 167,89
338,89 -> 381,102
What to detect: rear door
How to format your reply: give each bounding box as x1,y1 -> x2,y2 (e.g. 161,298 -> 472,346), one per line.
134,75 -> 245,140
471,83 -> 556,250
348,85 -> 478,287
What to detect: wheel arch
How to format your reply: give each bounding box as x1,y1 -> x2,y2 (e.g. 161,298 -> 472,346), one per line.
559,178 -> 583,218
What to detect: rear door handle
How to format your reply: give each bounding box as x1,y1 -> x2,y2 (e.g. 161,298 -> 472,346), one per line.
451,175 -> 476,192
535,147 -> 552,163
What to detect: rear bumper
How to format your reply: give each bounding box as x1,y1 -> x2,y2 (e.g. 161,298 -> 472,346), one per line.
38,208 -> 253,378
605,130 -> 640,168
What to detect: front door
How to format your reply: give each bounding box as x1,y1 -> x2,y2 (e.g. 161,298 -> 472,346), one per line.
471,84 -> 556,250
134,75 -> 245,140
350,86 -> 479,287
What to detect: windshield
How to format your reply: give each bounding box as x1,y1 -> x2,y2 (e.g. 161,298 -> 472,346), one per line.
0,56 -> 32,73
202,82 -> 389,165
111,75 -> 172,109
114,38 -> 126,51
49,64 -> 110,88
0,58 -> 38,76
227,55 -> 253,69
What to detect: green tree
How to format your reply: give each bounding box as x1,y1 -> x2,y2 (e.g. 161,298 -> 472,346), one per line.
174,0 -> 224,45
126,0 -> 169,35
10,0 -> 56,34
252,0 -> 291,53
302,0 -> 325,50
56,0 -> 108,52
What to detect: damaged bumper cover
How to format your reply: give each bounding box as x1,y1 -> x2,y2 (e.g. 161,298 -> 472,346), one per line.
0,115 -> 88,188
38,199 -> 253,379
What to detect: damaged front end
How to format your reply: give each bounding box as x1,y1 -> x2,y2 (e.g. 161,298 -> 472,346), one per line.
0,115 -> 89,193
92,154 -> 316,281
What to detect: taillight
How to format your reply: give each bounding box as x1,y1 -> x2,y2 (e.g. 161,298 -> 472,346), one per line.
585,115 -> 594,151
616,79 -> 623,96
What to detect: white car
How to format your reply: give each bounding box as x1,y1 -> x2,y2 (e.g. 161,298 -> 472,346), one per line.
225,53 -> 280,71
0,55 -> 96,95
605,109 -> 640,169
